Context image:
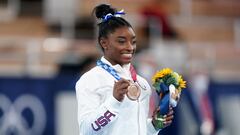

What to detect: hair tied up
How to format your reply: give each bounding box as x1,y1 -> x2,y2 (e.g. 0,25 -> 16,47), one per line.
102,9 -> 125,22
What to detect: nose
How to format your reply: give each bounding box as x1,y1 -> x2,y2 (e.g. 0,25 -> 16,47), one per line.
126,42 -> 134,51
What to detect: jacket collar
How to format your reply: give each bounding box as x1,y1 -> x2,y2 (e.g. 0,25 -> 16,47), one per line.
101,56 -> 131,74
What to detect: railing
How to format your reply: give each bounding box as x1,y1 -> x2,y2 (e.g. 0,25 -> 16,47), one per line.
0,37 -> 99,77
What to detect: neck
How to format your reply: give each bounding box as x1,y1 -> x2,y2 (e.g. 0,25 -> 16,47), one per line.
104,56 -> 116,65
103,56 -> 127,67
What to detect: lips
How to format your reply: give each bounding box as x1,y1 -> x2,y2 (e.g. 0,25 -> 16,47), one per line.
122,53 -> 133,59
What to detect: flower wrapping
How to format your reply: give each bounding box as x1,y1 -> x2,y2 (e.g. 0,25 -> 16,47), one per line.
152,68 -> 186,115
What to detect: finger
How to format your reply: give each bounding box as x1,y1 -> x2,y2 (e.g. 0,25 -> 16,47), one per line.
118,88 -> 128,95
163,110 -> 173,118
118,78 -> 130,84
163,120 -> 172,127
115,79 -> 130,86
118,95 -> 125,102
157,107 -> 160,112
166,109 -> 174,116
163,110 -> 174,118
163,120 -> 172,125
168,110 -> 174,116
114,80 -> 129,87
152,107 -> 160,117
164,115 -> 174,121
118,83 -> 130,90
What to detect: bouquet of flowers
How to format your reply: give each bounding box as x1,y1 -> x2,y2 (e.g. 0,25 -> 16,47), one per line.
152,68 -> 186,129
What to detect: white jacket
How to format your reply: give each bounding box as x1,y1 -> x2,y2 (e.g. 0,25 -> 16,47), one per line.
75,57 -> 160,135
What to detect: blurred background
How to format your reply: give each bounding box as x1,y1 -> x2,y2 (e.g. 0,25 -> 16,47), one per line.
0,0 -> 240,135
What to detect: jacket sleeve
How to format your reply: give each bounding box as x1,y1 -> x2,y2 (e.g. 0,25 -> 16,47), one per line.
75,74 -> 121,135
141,78 -> 161,135
147,118 -> 161,135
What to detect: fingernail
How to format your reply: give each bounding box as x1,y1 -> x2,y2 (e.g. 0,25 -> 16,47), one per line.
163,115 -> 167,118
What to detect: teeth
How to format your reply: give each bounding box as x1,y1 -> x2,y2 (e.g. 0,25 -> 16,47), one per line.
122,54 -> 132,57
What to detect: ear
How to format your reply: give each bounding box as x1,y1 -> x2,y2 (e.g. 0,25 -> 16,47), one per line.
100,37 -> 108,50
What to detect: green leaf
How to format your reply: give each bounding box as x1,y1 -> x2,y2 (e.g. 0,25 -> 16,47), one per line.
166,77 -> 176,86
154,114 -> 164,129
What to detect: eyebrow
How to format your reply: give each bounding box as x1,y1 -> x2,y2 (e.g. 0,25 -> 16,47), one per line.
117,36 -> 136,40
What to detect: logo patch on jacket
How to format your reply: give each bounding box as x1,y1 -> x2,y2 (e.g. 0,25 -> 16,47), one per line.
91,110 -> 116,131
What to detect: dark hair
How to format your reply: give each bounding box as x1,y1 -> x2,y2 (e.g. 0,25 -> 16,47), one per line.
93,4 -> 132,50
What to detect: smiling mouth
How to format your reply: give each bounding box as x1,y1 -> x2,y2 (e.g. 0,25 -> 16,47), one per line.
122,53 -> 133,58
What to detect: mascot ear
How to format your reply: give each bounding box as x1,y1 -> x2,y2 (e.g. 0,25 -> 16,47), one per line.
169,84 -> 176,95
169,84 -> 180,101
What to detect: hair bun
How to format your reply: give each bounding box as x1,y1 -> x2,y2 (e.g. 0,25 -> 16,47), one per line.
94,4 -> 116,19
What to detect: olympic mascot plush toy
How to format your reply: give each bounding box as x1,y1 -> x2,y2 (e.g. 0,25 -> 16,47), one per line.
152,68 -> 186,129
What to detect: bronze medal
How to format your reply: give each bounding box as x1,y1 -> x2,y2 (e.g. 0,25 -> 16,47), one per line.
127,82 -> 140,101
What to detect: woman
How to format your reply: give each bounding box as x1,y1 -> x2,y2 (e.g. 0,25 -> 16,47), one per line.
75,4 -> 174,135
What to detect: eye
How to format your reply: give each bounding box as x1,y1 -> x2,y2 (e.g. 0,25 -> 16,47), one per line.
118,39 -> 125,44
132,40 -> 137,45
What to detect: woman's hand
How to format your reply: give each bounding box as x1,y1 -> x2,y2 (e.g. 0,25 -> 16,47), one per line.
152,107 -> 174,129
113,79 -> 130,102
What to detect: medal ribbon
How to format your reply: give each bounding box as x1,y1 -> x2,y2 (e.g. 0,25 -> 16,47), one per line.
130,64 -> 137,82
97,60 -> 137,81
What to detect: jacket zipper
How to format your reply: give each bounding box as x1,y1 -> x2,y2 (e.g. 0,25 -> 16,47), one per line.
137,99 -> 140,135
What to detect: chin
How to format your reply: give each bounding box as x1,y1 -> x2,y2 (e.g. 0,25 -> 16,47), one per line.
123,60 -> 132,65
119,57 -> 132,65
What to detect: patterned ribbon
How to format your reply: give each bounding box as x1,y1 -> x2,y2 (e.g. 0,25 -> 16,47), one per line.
159,93 -> 170,115
96,60 -> 137,82
130,65 -> 137,82
102,9 -> 126,22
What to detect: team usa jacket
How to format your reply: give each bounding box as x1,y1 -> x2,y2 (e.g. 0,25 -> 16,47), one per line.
75,57 -> 160,135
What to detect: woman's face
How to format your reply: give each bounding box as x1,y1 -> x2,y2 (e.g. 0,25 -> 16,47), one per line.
101,26 -> 137,66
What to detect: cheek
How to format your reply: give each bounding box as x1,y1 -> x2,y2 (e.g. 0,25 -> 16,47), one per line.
134,46 -> 137,51
112,46 -> 123,53
133,45 -> 137,50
